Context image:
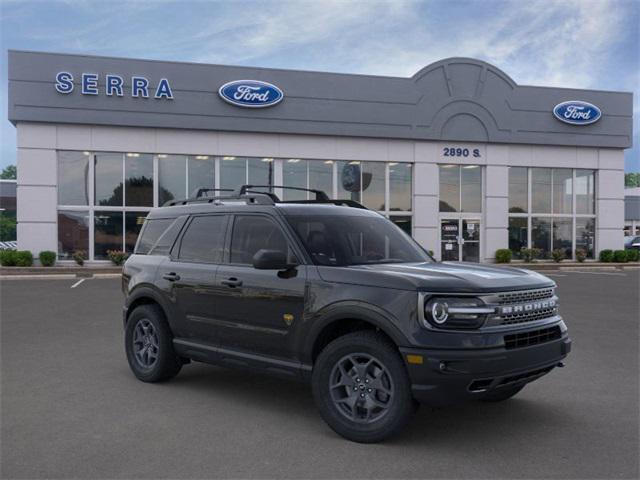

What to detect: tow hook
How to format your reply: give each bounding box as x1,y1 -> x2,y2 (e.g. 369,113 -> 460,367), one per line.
557,362 -> 565,368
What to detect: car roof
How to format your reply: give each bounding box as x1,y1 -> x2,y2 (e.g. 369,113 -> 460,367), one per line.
146,201 -> 378,220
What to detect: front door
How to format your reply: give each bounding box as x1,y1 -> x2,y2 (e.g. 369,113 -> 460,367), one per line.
440,218 -> 481,262
212,214 -> 306,359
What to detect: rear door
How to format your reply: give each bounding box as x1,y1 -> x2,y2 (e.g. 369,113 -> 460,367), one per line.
159,214 -> 229,344
213,214 -> 307,359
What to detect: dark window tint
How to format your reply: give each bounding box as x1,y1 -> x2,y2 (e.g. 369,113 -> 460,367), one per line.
58,210 -> 89,259
230,216 -> 288,264
135,218 -> 174,254
178,215 -> 227,263
94,211 -> 123,259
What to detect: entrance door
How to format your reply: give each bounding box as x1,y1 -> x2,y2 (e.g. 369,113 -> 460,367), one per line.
440,218 -> 481,262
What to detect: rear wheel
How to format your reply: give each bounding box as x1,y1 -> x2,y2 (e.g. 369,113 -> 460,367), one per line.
312,331 -> 415,443
125,304 -> 182,382
479,384 -> 524,402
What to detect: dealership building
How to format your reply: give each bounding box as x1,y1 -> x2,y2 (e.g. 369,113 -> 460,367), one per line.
7,50 -> 633,263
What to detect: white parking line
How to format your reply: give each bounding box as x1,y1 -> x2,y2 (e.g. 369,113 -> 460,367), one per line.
70,278 -> 86,288
544,273 -> 567,277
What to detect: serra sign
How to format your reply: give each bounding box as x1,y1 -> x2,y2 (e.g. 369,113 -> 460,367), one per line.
55,72 -> 174,99
218,80 -> 284,108
553,101 -> 601,125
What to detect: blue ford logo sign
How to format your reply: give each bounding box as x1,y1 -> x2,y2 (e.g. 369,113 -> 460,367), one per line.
218,80 -> 283,108
553,100 -> 601,125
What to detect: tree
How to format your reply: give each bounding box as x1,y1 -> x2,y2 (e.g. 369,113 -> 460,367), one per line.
1,165 -> 16,179
625,172 -> 640,188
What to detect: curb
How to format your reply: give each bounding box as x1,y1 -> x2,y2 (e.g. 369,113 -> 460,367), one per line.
513,262 -> 639,271
0,267 -> 122,277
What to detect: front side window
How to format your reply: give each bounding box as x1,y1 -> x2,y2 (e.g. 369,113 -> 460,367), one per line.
287,214 -> 430,266
230,216 -> 289,264
178,215 -> 227,263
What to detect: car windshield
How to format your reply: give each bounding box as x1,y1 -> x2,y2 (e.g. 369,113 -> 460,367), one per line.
286,214 -> 432,266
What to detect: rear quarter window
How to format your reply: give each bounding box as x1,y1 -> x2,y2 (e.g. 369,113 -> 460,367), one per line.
135,217 -> 185,255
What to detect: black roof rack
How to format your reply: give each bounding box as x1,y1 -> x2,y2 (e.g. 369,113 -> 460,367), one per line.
162,185 -> 366,209
238,185 -> 330,201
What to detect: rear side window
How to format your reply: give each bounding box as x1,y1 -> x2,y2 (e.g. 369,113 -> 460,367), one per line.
135,218 -> 175,254
178,215 -> 227,263
230,216 -> 291,264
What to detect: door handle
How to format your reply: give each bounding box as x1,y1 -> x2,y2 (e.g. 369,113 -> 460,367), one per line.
162,272 -> 181,281
221,277 -> 243,288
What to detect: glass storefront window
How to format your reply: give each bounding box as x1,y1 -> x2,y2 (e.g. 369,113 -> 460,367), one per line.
220,157 -> 246,190
552,169 -> 572,214
362,162 -> 386,210
576,169 -> 595,214
389,163 -> 412,211
125,212 -> 148,252
58,151 -> 90,205
309,160 -> 333,198
390,216 -> 412,236
58,210 -> 89,259
188,156 -> 215,196
158,155 -> 186,205
508,217 -> 527,258
439,165 -> 459,212
95,153 -> 123,207
125,153 -> 153,206
552,217 -> 572,258
531,217 -> 551,258
94,211 -> 123,259
248,158 -> 273,185
283,159 -> 308,200
531,168 -> 552,213
576,218 -> 595,258
508,167 -> 528,213
461,165 -> 481,213
337,161 -> 361,202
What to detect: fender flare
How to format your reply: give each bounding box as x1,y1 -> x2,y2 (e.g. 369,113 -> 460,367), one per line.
125,284 -> 173,326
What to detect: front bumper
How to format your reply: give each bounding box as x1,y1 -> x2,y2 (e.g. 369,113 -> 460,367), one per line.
400,334 -> 571,406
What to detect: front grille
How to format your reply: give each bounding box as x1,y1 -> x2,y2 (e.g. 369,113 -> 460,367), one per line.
496,287 -> 557,325
504,326 -> 561,350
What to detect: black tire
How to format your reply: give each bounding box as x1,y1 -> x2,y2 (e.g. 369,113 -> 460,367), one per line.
125,304 -> 182,382
479,384 -> 524,402
312,331 -> 415,443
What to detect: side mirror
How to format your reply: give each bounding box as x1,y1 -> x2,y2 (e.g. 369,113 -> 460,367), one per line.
252,249 -> 291,270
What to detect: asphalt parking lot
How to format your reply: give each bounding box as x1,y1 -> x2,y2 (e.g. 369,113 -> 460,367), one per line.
1,269 -> 639,479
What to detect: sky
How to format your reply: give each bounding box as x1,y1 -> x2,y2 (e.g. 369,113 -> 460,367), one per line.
0,0 -> 638,172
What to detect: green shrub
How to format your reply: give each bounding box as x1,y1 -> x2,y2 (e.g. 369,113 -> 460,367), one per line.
599,249 -> 614,262
520,248 -> 533,262
551,249 -> 565,263
15,250 -> 34,267
73,250 -> 87,266
107,250 -> 129,266
575,249 -> 587,263
427,249 -> 434,257
626,249 -> 639,262
613,250 -> 628,263
0,249 -> 18,266
38,250 -> 57,267
495,249 -> 512,263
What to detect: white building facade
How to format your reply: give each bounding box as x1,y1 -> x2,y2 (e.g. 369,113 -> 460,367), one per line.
8,51 -> 633,263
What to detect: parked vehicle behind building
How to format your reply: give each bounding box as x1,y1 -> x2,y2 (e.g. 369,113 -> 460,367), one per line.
121,186 -> 571,442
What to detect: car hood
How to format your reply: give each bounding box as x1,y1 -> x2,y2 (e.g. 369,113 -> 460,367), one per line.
316,262 -> 554,293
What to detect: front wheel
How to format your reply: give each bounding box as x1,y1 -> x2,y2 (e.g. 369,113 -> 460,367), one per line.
312,331 -> 416,443
125,304 -> 182,382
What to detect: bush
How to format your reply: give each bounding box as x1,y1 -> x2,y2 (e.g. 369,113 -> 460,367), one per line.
0,249 -> 18,266
107,250 -> 128,266
613,250 -> 628,263
626,249 -> 639,262
73,250 -> 87,266
495,249 -> 512,263
599,249 -> 614,262
39,250 -> 57,267
520,248 -> 533,262
427,250 -> 434,257
575,249 -> 587,263
551,249 -> 565,263
14,250 -> 34,267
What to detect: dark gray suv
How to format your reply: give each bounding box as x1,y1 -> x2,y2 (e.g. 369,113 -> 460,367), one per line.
122,186 -> 571,443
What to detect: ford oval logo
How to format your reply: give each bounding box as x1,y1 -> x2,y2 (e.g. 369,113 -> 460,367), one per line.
218,80 -> 283,108
553,100 -> 601,125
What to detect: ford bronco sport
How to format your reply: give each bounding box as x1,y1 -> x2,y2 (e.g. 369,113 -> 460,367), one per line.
122,185 -> 571,443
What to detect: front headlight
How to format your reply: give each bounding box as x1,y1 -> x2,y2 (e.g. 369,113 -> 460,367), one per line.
421,296 -> 495,329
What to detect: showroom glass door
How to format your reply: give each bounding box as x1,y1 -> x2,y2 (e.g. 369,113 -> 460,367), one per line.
440,218 -> 481,262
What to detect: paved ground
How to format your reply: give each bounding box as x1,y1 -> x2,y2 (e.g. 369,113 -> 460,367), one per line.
1,270 -> 638,479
